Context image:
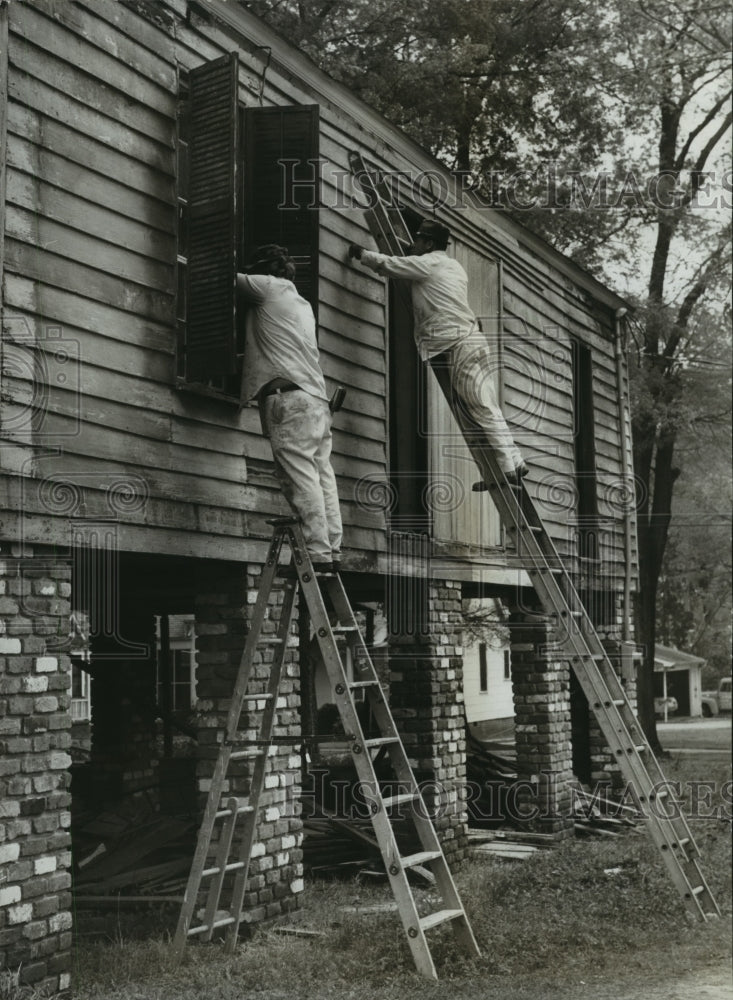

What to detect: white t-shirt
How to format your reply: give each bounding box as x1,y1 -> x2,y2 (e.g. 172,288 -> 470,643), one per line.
360,249 -> 478,360
238,274 -> 328,402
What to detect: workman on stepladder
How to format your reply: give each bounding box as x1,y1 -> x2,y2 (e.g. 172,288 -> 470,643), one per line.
238,244 -> 343,572
348,219 -> 528,486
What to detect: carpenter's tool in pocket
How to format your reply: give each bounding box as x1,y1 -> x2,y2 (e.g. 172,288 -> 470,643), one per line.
329,386 -> 347,413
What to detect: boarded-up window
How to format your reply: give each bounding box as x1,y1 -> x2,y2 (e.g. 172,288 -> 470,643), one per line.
428,254 -> 503,549
244,106 -> 320,317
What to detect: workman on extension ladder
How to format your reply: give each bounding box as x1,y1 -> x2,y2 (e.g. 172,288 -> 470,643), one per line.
238,244 -> 343,572
348,219 -> 528,486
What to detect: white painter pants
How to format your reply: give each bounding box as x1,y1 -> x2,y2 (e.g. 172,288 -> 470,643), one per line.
447,335 -> 523,474
261,390 -> 343,562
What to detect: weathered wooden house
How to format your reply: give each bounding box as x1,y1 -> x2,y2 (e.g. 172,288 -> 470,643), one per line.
0,0 -> 636,990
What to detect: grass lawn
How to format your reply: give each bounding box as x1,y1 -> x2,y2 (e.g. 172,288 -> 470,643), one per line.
13,754 -> 730,1000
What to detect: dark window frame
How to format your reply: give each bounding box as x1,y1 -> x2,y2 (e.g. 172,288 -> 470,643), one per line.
479,642 -> 488,693
572,337 -> 600,562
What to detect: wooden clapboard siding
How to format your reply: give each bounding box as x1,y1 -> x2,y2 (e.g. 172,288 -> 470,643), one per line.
3,0 -> 386,560
31,0 -> 177,87
8,70 -> 173,171
6,206 -> 173,293
6,168 -> 175,264
0,0 -> 634,586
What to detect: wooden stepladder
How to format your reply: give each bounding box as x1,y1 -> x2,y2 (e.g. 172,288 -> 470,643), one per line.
349,151 -> 719,922
173,517 -> 481,979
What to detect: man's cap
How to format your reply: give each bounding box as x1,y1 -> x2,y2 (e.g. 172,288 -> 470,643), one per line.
415,219 -> 451,245
244,244 -> 292,272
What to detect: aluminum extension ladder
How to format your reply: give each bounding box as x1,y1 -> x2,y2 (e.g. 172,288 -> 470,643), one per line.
173,517 -> 481,979
349,150 -> 719,921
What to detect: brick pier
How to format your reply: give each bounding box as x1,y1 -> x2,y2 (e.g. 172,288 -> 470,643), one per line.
0,545 -> 73,995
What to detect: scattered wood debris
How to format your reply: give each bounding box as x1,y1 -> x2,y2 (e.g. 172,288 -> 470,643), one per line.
271,926 -> 327,938
303,804 -> 431,884
571,786 -> 642,837
73,808 -> 195,903
468,828 -> 553,861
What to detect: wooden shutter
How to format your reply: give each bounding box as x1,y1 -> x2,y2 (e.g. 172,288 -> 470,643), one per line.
244,106 -> 320,314
185,53 -> 239,380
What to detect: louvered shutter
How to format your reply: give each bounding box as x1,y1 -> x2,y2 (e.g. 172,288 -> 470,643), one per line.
185,53 -> 239,380
244,106 -> 320,315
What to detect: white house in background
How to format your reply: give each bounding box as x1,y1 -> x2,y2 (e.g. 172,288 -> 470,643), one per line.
654,644 -> 705,718
156,615 -> 197,712
462,600 -> 514,726
70,612 -> 91,723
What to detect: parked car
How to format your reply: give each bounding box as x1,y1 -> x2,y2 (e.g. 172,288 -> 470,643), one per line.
701,676 -> 732,717
654,696 -> 678,716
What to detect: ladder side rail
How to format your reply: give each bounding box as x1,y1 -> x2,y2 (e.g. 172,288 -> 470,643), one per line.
499,493 -> 716,910
322,577 -> 439,820
438,391 -> 711,886
173,743 -> 236,953
296,573 -> 440,979
347,159 -> 718,921
201,579 -> 296,937
349,151 -> 412,255
499,505 -> 715,906
224,582 -> 300,951
222,532 -> 286,742
509,509 -> 704,857
440,394 -> 645,728
174,530 -> 287,952
322,578 -> 481,955
199,793 -> 249,943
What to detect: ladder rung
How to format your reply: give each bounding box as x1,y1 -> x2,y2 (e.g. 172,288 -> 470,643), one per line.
215,804 -> 254,820
364,737 -> 400,749
187,916 -> 236,937
333,626 -> 358,633
675,838 -> 691,849
419,909 -> 464,932
350,680 -> 379,689
229,749 -> 260,761
241,692 -> 274,701
382,792 -> 419,809
400,851 -> 442,870
691,885 -> 705,896
256,638 -> 284,645
201,861 -> 247,878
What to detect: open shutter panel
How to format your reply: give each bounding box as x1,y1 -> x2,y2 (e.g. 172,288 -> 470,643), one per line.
186,53 -> 239,380
245,106 -> 320,315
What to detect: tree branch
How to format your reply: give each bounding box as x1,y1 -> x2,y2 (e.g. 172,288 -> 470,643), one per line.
675,90 -> 733,170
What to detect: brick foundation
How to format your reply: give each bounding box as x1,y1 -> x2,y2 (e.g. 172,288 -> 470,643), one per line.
193,563 -> 303,926
388,577 -> 469,866
509,610 -> 574,837
0,544 -> 73,995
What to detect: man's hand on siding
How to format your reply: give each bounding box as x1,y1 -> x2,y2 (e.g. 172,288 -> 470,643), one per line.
347,244 -> 363,261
